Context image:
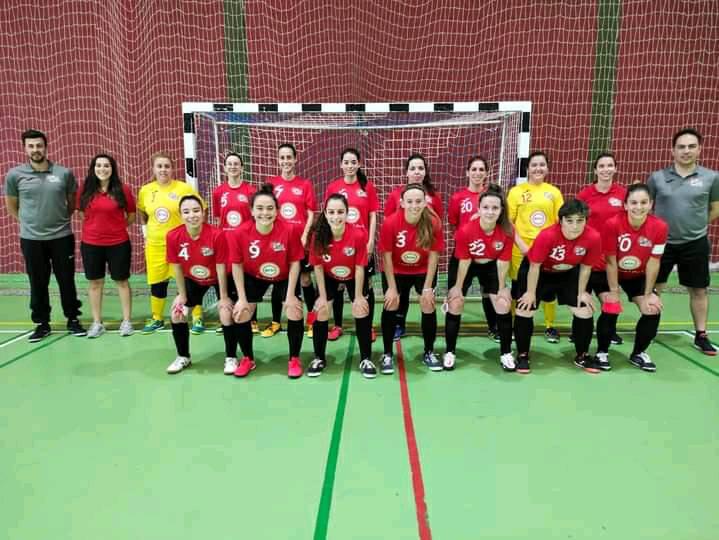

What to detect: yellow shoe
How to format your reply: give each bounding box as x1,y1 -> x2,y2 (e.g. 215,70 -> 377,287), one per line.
251,320 -> 259,334
306,324 -> 313,339
261,321 -> 281,338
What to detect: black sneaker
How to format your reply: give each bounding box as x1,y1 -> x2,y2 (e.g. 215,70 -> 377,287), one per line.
422,351 -> 443,372
574,353 -> 601,374
380,354 -> 394,375
629,352 -> 656,372
595,352 -> 611,371
487,327 -> 501,343
544,327 -> 560,344
694,332 -> 717,356
610,333 -> 624,345
306,358 -> 326,377
28,323 -> 51,343
516,353 -> 531,374
67,319 -> 87,337
359,358 -> 377,379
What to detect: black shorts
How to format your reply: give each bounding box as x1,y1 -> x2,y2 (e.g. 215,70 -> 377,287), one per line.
244,274 -> 301,304
512,257 -> 582,308
185,278 -> 220,308
588,270 -> 610,296
300,254 -> 313,273
81,240 -> 131,281
366,254 -> 377,277
657,236 -> 710,288
588,270 -> 647,301
447,253 -> 500,295
325,275 -> 369,303
381,272 -> 438,297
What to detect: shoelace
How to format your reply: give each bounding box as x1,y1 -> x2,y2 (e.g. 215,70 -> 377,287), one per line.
310,359 -> 324,369
359,359 -> 375,370
425,353 -> 438,364
381,355 -> 392,366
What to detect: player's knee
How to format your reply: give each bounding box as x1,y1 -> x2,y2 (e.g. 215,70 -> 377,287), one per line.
493,296 -> 510,314
315,304 -> 329,321
286,304 -> 303,321
419,296 -> 435,314
448,295 -> 464,315
572,306 -> 593,319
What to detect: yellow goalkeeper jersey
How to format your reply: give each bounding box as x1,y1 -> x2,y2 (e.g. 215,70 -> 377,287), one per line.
506,181 -> 564,242
137,179 -> 198,246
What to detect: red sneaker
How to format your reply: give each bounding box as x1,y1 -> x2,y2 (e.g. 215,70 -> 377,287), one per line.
288,356 -> 303,378
328,326 -> 344,341
371,328 -> 377,342
234,356 -> 256,378
306,311 -> 317,326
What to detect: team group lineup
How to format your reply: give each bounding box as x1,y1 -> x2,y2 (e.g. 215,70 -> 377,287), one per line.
4,128 -> 719,379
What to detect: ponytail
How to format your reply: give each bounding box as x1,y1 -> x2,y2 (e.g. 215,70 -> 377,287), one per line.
312,194 -> 348,256
356,167 -> 368,190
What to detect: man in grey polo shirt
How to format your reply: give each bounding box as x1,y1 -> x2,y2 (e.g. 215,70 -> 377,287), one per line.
4,129 -> 86,341
647,127 -> 719,355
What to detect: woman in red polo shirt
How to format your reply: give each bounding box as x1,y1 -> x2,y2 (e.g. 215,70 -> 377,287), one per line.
78,153 -> 136,338
379,184 -> 444,374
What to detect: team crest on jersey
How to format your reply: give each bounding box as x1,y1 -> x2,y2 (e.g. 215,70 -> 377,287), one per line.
168,192 -> 178,200
357,190 -> 367,198
280,202 -> 297,219
608,197 -> 622,207
618,256 -> 641,270
238,194 -> 249,203
638,236 -> 652,247
260,263 -> 280,278
347,207 -> 360,223
272,242 -> 286,252
190,265 -> 210,279
154,207 -> 170,223
494,241 -> 504,251
291,187 -> 303,196
201,246 -> 214,257
343,246 -> 355,256
529,211 -> 546,227
226,211 -> 242,227
574,246 -> 587,256
401,251 -> 420,264
332,266 -> 351,279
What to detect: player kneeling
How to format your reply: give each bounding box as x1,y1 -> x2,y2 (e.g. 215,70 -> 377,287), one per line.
307,194 -> 375,378
513,199 -> 601,374
165,195 -> 236,374
444,185 -> 514,371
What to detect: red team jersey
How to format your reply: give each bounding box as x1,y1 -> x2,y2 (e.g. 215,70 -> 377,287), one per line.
267,175 -> 316,234
602,214 -> 668,279
166,224 -> 227,286
227,220 -> 304,282
528,224 -> 602,272
576,183 -> 627,270
324,178 -> 379,231
309,224 -> 369,281
384,186 -> 444,219
379,211 -> 444,275
77,184 -> 136,246
448,188 -> 484,229
212,182 -> 255,231
454,222 -> 513,263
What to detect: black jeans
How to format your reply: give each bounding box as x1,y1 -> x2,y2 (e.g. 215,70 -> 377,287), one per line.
20,235 -> 82,324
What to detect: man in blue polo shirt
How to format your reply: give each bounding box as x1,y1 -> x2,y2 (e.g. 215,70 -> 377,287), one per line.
647,127 -> 719,355
4,129 -> 86,341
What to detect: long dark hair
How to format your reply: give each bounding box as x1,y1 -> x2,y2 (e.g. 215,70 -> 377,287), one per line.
312,194 -> 348,256
401,184 -> 436,250
341,147 -> 368,190
479,184 -> 513,236
404,153 -> 436,195
80,153 -> 127,211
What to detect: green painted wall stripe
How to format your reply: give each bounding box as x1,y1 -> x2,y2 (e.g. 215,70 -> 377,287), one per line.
313,337 -> 356,539
586,0 -> 622,182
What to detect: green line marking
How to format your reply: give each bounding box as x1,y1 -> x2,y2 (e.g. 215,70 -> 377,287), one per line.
313,336 -> 356,539
586,0 -> 622,181
655,338 -> 719,378
0,333 -> 70,370
0,332 -> 28,346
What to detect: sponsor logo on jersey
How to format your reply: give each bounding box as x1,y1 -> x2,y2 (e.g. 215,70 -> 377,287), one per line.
552,263 -> 573,271
494,241 -> 504,251
689,177 -> 702,187
272,242 -> 286,252
280,202 -> 297,219
347,207 -> 360,223
260,262 -> 280,278
291,187 -> 303,196
638,236 -> 652,247
401,251 -> 420,264
608,197 -> 622,207
226,211 -> 242,227
154,207 -> 170,223
331,265 -> 351,279
201,246 -> 214,257
343,246 -> 355,256
574,246 -> 587,256
47,175 -> 60,183
529,211 -> 547,227
618,256 -> 641,270
190,265 -> 210,279
543,192 -> 554,200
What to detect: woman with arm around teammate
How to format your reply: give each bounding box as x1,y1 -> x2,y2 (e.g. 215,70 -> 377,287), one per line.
77,153 -> 136,338
307,194 -> 375,378
444,185 -> 514,370
598,184 -> 667,372
136,152 -> 201,334
379,184 -> 444,373
324,148 -> 379,341
165,195 -> 235,374
576,151 -> 627,351
228,185 -> 306,379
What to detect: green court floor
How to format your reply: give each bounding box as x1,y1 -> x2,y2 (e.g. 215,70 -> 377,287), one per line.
1,281 -> 717,539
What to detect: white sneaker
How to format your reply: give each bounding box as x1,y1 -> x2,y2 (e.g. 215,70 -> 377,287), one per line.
224,357 -> 238,375
87,322 -> 105,339
167,356 -> 191,374
119,320 -> 134,337
442,351 -> 456,370
500,352 -> 516,371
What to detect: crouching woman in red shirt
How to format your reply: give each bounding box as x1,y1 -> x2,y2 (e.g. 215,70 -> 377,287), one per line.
165,195 -> 234,374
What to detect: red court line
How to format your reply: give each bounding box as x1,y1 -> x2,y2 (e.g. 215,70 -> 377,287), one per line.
395,341 -> 432,540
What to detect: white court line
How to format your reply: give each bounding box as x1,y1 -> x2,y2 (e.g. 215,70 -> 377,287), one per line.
0,331 -> 31,348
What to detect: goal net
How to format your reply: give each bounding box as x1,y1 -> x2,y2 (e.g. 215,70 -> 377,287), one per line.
185,102 -> 530,298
